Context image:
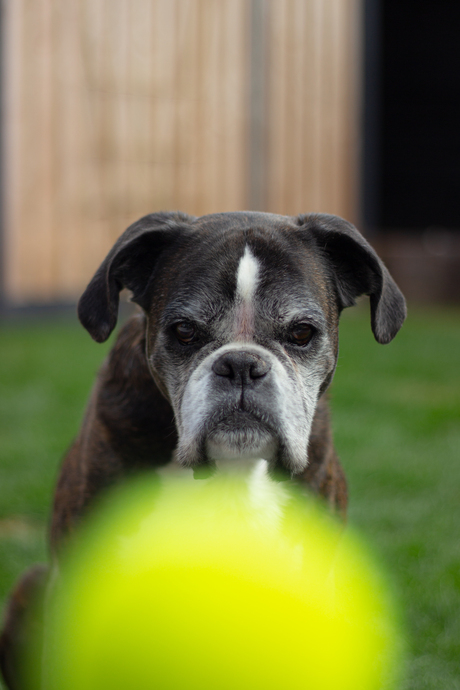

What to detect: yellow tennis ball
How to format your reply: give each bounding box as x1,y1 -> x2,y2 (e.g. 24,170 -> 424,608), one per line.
40,475 -> 403,690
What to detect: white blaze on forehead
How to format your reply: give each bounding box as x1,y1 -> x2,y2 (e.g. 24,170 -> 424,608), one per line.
236,245 -> 260,303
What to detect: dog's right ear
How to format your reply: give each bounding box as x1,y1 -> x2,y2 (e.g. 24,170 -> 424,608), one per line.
78,212 -> 195,343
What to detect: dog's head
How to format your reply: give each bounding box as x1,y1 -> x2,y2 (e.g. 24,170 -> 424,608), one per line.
78,211 -> 406,475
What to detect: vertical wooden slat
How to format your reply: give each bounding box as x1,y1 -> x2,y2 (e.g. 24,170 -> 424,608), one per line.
318,0 -> 333,212
290,0 -> 305,212
125,0 -> 150,218
344,0 -> 362,222
265,0 -> 287,214
225,0 -> 250,211
284,0 -> 297,213
301,0 -> 317,212
15,0 -> 54,299
3,0 -> 23,301
175,0 -> 199,215
310,0 -> 324,209
78,0 -> 109,270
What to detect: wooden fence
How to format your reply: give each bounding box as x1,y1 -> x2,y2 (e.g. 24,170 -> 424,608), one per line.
2,0 -> 362,304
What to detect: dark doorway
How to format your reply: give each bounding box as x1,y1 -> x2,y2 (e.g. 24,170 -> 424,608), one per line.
363,0 -> 460,232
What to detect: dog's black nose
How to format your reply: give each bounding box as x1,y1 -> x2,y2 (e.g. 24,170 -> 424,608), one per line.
212,351 -> 271,384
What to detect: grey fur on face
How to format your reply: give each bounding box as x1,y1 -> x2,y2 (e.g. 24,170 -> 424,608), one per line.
78,210 -> 406,477
147,239 -> 337,474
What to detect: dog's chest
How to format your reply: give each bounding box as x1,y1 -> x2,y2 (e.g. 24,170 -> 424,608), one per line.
159,458 -> 291,533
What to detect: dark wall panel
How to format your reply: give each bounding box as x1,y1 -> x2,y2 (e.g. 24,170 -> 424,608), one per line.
381,0 -> 460,229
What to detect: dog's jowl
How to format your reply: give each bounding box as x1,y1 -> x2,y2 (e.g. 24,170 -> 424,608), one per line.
0,211 -> 406,690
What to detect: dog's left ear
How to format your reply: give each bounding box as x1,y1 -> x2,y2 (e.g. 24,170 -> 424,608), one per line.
297,213 -> 406,344
78,212 -> 195,343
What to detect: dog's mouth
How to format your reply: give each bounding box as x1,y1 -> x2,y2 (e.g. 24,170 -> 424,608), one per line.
206,419 -> 278,460
206,411 -> 277,460
208,407 -> 274,432
175,402 -> 280,469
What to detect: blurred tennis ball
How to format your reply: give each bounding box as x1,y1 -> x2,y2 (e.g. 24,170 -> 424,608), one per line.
40,475 -> 403,690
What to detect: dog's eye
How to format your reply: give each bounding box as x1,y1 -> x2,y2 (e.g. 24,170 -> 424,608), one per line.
173,321 -> 197,345
289,323 -> 315,347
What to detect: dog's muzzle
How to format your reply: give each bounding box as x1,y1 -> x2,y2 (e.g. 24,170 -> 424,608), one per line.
175,343 -> 313,474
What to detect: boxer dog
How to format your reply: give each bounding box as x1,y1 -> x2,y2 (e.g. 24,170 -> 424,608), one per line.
0,211 -> 406,688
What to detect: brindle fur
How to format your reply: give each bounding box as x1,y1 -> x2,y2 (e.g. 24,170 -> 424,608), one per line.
1,210 -> 405,689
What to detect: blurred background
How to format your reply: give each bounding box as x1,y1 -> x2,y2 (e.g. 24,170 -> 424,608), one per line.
1,0 -> 459,309
0,1 -> 459,689
1,0 -> 359,307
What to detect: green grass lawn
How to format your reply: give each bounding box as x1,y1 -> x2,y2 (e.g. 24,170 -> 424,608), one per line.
1,304 -> 459,689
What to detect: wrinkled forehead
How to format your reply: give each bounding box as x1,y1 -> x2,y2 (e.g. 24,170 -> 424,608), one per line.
160,227 -> 333,327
